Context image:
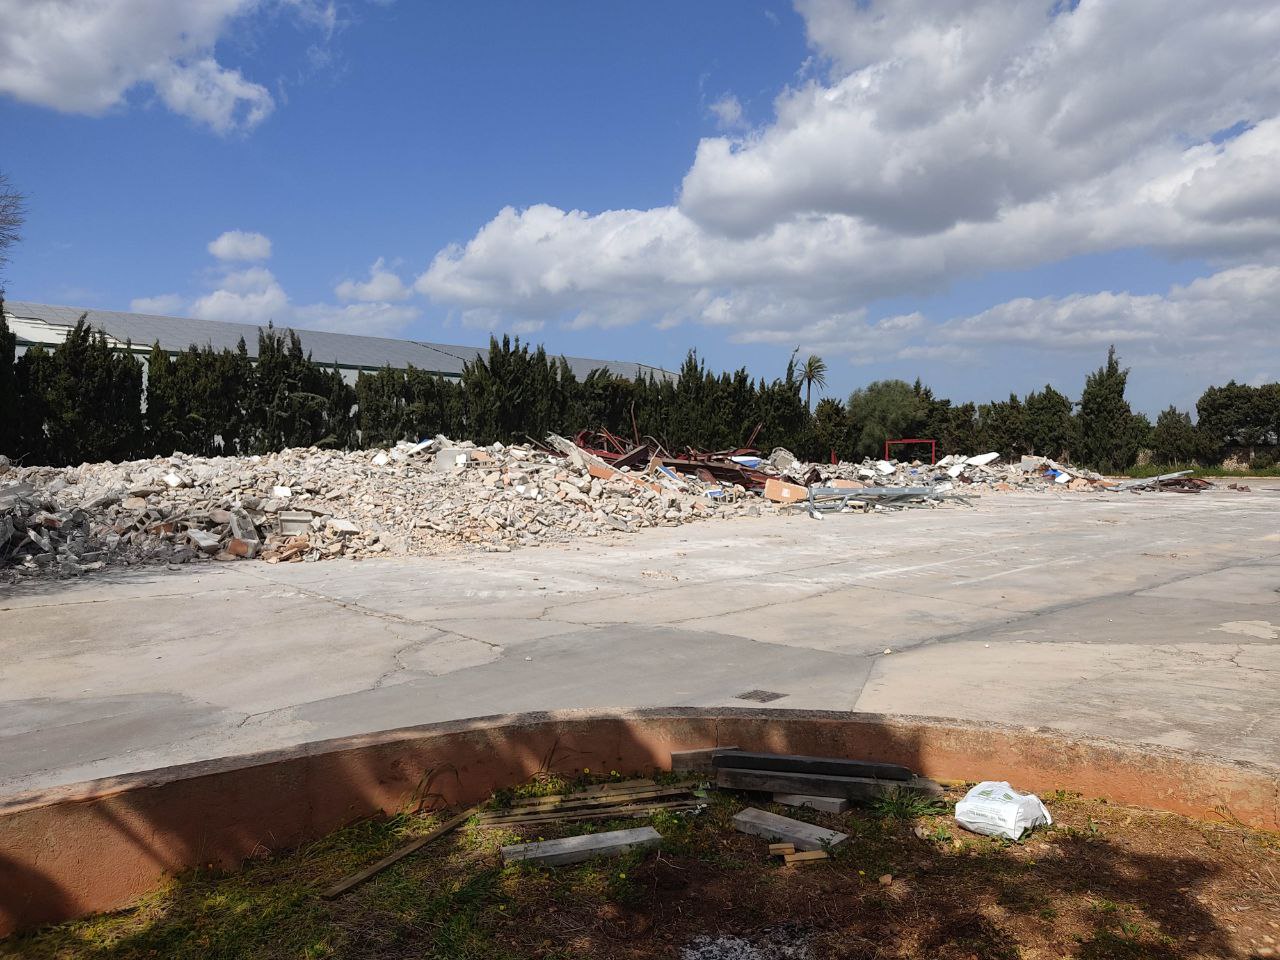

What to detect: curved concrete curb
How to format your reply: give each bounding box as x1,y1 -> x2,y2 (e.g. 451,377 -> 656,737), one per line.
2,707 -> 1278,935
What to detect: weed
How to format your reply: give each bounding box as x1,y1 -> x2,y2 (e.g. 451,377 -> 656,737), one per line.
870,788 -> 947,820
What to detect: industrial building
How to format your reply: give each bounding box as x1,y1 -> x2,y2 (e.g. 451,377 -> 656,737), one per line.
1,300 -> 673,383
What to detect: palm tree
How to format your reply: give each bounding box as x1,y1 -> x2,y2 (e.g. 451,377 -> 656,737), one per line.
801,354 -> 827,412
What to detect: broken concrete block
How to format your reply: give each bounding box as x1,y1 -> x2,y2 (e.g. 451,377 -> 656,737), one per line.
163,471 -> 189,488
229,509 -> 260,543
732,808 -> 848,852
271,485 -> 293,499
501,826 -> 661,867
773,794 -> 849,814
327,518 -> 361,535
372,451 -> 390,467
185,530 -> 222,553
277,511 -> 313,536
434,449 -> 470,472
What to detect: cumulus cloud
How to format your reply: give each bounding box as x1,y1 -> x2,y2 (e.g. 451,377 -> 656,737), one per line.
708,94 -> 746,131
335,257 -> 411,302
0,0 -> 337,133
416,0 -> 1280,379
208,230 -> 273,262
136,236 -> 420,336
940,263 -> 1280,355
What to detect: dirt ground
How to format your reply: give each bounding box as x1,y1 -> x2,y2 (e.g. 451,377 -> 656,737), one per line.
5,781 -> 1279,960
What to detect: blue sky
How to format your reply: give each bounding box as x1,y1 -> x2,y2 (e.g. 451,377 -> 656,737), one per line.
3,0 -> 1279,415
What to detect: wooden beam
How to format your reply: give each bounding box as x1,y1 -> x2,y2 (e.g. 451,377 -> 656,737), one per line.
716,767 -> 941,803
478,800 -> 701,827
732,807 -> 848,852
501,826 -> 661,867
321,806 -> 479,899
712,750 -> 912,782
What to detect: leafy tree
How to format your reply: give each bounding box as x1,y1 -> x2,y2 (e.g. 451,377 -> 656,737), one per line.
753,352 -> 809,454
1078,346 -> 1140,472
846,379 -> 926,459
1023,384 -> 1075,460
249,326 -> 337,452
145,342 -> 180,456
801,354 -> 827,412
977,393 -> 1026,458
15,317 -> 143,464
1196,381 -> 1279,462
811,397 -> 850,461
1149,406 -> 1207,465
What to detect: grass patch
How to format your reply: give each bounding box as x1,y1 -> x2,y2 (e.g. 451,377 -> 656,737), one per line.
6,780 -> 1273,960
869,788 -> 947,820
1122,463 -> 1280,478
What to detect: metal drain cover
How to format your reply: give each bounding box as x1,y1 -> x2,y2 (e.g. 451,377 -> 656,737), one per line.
734,689 -> 787,703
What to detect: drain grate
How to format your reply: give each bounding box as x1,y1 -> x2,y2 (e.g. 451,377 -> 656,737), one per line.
734,689 -> 787,703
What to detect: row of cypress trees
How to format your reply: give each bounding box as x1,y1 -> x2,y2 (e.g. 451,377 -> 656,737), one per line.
0,311 -> 809,466
0,307 -> 1274,470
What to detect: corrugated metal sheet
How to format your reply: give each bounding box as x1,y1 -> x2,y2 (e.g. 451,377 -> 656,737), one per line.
2,301 -> 672,381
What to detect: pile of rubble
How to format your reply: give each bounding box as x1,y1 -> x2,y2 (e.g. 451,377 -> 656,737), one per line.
758,450 -> 1114,508
0,435 -> 762,580
0,434 -> 1181,581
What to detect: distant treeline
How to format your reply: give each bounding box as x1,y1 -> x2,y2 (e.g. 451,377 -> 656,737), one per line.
0,308 -> 1276,472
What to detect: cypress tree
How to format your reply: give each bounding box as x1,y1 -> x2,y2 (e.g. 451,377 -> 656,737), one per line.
1078,346 -> 1140,472
1024,385 -> 1075,460
0,298 -> 18,457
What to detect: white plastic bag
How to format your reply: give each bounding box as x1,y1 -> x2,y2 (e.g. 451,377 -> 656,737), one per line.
955,781 -> 1052,840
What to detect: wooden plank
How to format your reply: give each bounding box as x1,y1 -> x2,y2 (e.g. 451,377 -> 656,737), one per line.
478,799 -> 700,826
732,807 -> 848,852
507,779 -> 659,806
717,767 -> 941,803
784,850 -> 830,865
773,793 -> 849,814
501,826 -> 662,867
481,803 -> 702,827
321,806 -> 478,899
712,750 -> 912,782
671,746 -> 740,774
768,843 -> 796,856
502,784 -> 690,813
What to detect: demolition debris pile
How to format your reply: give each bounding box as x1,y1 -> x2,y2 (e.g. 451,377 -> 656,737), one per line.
0,436 -> 1201,579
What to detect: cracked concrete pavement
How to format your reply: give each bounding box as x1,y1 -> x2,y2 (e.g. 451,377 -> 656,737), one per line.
2,486 -> 1279,797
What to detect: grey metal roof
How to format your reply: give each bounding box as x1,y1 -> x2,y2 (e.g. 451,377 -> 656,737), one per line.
2,301 -> 673,381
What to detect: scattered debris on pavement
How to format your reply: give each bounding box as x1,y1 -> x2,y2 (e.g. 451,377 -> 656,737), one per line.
0,434 -> 1225,580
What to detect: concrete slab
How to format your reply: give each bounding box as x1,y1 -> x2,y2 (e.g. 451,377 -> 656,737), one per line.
2,489 -> 1279,797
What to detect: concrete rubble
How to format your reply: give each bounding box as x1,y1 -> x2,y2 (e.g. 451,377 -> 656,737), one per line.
0,438 -> 1157,581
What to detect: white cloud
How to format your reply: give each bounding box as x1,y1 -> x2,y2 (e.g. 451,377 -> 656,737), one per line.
708,94 -> 745,131
0,0 -> 338,133
141,240 -> 421,337
208,230 -> 273,262
416,0 -> 1280,371
191,266 -> 290,323
940,263 -> 1280,357
335,257 -> 410,302
188,264 -> 419,336
129,293 -> 185,315
149,57 -> 273,135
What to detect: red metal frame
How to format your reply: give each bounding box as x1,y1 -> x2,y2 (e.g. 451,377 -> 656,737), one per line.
884,438 -> 937,464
